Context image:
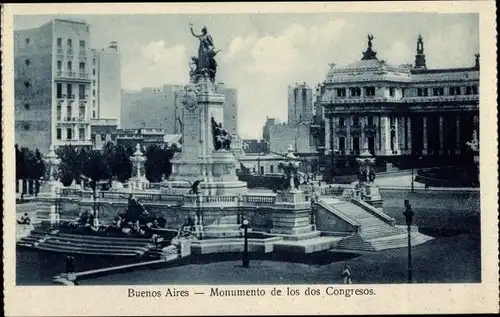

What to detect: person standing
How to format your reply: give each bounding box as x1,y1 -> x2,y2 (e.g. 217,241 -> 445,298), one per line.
342,264 -> 352,284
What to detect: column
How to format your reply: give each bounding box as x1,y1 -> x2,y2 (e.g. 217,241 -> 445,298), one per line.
346,116 -> 351,153
397,117 -> 404,154
324,115 -> 331,154
380,115 -> 387,155
407,116 -> 412,154
438,115 -> 444,154
456,115 -> 461,154
375,115 -> 381,154
422,116 -> 428,155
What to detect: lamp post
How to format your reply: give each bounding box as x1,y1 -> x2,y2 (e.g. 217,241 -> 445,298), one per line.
403,199 -> 415,283
411,156 -> 422,192
241,219 -> 249,268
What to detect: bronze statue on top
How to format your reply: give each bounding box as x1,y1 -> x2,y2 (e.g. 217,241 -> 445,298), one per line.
362,34 -> 377,60
189,23 -> 221,83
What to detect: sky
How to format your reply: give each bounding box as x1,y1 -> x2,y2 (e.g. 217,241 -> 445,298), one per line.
14,13 -> 479,139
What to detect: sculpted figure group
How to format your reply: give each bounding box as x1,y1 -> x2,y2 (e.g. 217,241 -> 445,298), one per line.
211,117 -> 231,151
189,23 -> 220,83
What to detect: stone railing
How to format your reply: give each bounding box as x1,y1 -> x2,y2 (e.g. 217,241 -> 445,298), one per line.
242,194 -> 277,205
202,195 -> 239,204
58,187 -> 83,197
350,198 -> 396,226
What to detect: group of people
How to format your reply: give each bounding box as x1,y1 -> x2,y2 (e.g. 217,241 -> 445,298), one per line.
17,213 -> 31,225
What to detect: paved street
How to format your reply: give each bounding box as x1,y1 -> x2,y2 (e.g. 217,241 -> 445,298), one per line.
79,233 -> 479,285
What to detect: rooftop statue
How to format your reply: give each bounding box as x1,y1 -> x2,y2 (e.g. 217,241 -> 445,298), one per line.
362,34 -> 377,60
189,23 -> 220,83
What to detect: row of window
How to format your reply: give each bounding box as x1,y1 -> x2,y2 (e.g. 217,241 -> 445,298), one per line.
56,83 -> 89,99
335,87 -> 377,98
56,38 -> 86,50
337,116 -> 375,127
415,85 -> 478,96
57,60 -> 87,72
56,127 -> 86,140
334,85 -> 479,98
56,105 -> 86,119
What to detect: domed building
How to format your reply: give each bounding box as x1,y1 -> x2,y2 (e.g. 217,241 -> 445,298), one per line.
318,34 -> 479,176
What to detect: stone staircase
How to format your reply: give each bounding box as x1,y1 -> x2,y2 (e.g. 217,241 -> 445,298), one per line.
18,231 -> 156,257
318,198 -> 432,252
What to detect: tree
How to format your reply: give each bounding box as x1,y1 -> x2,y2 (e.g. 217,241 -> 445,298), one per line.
32,149 -> 46,195
145,144 -> 164,183
57,145 -> 79,186
113,145 -> 133,183
162,144 -> 179,180
15,144 -> 25,193
82,150 -> 112,219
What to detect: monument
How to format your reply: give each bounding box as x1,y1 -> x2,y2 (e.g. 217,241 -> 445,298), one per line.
168,24 -> 247,196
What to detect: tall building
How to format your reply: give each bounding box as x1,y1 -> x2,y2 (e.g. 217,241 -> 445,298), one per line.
216,82 -> 239,135
288,83 -> 314,125
121,84 -> 238,135
320,35 -> 479,167
91,42 -> 122,126
14,18 -> 93,154
120,85 -> 183,132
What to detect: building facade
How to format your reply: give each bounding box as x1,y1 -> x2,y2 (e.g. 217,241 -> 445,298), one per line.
121,83 -> 238,136
288,83 -> 314,125
14,19 -> 93,154
320,35 -> 479,171
91,42 -> 122,126
90,118 -> 119,150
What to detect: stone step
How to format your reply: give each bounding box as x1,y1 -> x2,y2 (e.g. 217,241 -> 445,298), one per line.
42,239 -> 151,252
50,234 -> 153,246
273,230 -> 321,241
56,233 -> 153,244
35,244 -> 140,257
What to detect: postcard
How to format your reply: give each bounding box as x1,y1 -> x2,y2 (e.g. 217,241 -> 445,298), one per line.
2,1 -> 498,315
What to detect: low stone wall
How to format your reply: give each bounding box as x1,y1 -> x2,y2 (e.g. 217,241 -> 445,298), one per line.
315,203 -> 359,235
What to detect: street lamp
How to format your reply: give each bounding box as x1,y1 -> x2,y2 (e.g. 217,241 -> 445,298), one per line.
403,199 -> 415,283
241,219 -> 250,268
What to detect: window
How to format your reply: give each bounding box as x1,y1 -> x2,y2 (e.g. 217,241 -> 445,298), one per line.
56,128 -> 62,140
402,88 -> 406,98
66,105 -> 72,119
472,85 -> 478,94
57,38 -> 62,47
79,40 -> 86,50
336,88 -> 346,97
25,59 -> 30,66
389,87 -> 395,97
67,39 -> 72,48
270,165 -> 274,173
349,87 -> 361,97
56,83 -> 63,98
92,69 -> 96,76
67,84 -> 73,98
67,128 -> 73,140
368,116 -> 374,126
57,60 -> 62,71
339,117 -> 345,127
23,123 -> 30,130
92,100 -> 96,108
79,106 -> 85,118
450,87 -> 462,96
79,84 -> 85,99
93,80 -> 96,86
365,87 -> 376,96
417,88 -> 428,97
92,58 -> 96,65
92,110 -> 96,118
67,61 -> 72,71
92,89 -> 96,97
260,166 -> 264,175
24,81 -> 31,88
79,128 -> 85,140
25,38 -> 30,44
353,116 -> 359,126
79,62 -> 85,72
91,134 -> 96,142
57,106 -> 61,120
24,103 -> 30,110
339,137 -> 346,152
433,87 -> 444,96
